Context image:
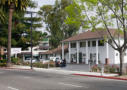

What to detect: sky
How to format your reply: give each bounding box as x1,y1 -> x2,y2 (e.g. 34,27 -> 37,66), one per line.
33,0 -> 55,11
29,0 -> 55,33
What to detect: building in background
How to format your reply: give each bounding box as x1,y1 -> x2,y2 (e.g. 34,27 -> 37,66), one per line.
39,45 -> 68,61
21,37 -> 49,62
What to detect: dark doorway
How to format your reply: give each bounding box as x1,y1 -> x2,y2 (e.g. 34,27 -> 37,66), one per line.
79,53 -> 82,63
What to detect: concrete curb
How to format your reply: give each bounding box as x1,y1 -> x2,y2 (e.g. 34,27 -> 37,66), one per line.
72,74 -> 127,81
0,67 -> 32,71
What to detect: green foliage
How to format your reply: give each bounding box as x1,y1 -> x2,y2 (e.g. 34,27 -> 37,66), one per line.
39,0 -> 80,48
33,62 -> 48,68
0,59 -> 7,63
0,0 -> 30,12
91,65 -> 101,72
104,65 -> 119,73
11,57 -> 19,64
0,2 -> 43,49
23,61 -> 55,68
91,65 -> 119,73
0,59 -> 7,67
0,9 -> 5,23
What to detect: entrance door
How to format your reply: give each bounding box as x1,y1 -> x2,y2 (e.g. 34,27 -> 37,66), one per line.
79,53 -> 82,63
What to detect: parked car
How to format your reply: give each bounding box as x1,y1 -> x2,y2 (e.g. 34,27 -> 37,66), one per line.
25,58 -> 37,63
49,57 -> 61,62
49,57 -> 62,67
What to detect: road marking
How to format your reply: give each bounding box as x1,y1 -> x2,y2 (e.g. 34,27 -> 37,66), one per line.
8,86 -> 19,90
59,82 -> 83,88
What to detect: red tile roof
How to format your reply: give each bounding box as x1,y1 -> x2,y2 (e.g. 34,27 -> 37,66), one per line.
62,29 -> 117,42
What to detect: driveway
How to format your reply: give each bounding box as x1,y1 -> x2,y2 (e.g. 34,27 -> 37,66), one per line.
59,64 -> 90,72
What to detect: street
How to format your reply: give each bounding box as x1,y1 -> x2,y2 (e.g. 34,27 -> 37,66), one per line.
0,69 -> 127,90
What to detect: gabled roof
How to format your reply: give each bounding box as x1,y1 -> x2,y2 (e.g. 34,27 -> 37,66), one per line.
39,45 -> 68,55
62,29 -> 117,42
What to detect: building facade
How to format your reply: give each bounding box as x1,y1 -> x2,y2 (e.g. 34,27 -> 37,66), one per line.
21,38 -> 49,61
39,45 -> 68,61
62,29 -> 127,64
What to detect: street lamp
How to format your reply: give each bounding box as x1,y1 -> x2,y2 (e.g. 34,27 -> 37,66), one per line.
26,11 -> 37,69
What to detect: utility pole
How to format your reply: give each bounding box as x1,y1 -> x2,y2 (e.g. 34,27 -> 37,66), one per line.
30,11 -> 33,70
26,11 -> 37,69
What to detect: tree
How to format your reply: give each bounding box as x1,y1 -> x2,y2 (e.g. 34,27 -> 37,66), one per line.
0,0 -> 30,66
0,7 -> 42,50
14,11 -> 42,49
0,9 -> 5,23
38,0 -> 81,49
66,0 -> 127,75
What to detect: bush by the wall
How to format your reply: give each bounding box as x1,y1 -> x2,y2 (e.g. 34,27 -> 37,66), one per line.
23,61 -> 55,68
91,64 -> 119,74
91,65 -> 101,72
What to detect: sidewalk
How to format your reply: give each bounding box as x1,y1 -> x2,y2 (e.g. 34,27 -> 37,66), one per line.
10,65 -> 118,76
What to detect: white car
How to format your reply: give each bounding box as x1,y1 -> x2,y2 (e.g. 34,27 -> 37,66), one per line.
25,58 -> 37,63
49,57 -> 62,62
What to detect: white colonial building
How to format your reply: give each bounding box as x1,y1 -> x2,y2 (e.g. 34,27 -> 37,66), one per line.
62,29 -> 127,64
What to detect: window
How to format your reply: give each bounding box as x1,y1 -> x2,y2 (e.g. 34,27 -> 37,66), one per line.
71,43 -> 76,48
80,42 -> 86,47
88,41 -> 90,47
98,40 -> 104,46
92,41 -> 96,47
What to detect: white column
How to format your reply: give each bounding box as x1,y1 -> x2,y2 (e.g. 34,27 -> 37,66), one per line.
86,40 -> 88,64
62,42 -> 64,60
106,42 -> 109,58
96,40 -> 98,64
76,41 -> 79,64
69,42 -> 71,63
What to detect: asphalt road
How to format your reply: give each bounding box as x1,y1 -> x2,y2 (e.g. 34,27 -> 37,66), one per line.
0,69 -> 127,90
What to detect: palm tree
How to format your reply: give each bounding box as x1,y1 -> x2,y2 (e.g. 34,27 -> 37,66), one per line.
0,0 -> 30,66
0,9 -> 5,23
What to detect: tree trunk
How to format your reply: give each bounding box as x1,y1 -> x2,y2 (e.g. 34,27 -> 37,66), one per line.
7,6 -> 14,67
119,51 -> 125,76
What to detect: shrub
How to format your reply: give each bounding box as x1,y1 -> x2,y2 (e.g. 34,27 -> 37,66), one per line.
104,65 -> 119,73
22,61 -> 55,68
49,61 -> 55,67
22,62 -> 30,66
0,59 -> 7,63
11,58 -> 18,64
91,65 -> 101,72
0,59 -> 7,67
91,64 -> 119,74
11,57 -> 23,65
104,65 -> 111,73
0,63 -> 6,67
33,62 -> 48,68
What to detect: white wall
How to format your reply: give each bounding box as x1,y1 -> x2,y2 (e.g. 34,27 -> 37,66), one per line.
69,39 -> 116,64
114,50 -> 127,64
108,45 -> 115,64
